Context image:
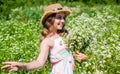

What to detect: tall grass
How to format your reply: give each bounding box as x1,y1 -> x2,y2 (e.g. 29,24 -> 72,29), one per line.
0,3 -> 120,74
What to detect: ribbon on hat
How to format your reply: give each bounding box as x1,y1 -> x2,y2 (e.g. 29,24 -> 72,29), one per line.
54,8 -> 63,11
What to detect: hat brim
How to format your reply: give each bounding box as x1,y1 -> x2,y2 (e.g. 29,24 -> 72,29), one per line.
41,9 -> 71,25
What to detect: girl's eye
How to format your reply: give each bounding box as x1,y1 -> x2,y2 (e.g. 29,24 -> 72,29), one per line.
56,16 -> 65,20
57,16 -> 62,19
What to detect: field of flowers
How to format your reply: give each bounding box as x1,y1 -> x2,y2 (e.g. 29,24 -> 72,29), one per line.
0,3 -> 120,74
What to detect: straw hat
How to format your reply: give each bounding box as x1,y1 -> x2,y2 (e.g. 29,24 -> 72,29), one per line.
41,3 -> 71,25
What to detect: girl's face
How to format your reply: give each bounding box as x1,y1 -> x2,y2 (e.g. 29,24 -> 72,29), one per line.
53,13 -> 66,30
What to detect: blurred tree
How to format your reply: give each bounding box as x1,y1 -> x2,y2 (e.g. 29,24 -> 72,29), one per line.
0,0 -> 119,20
116,0 -> 120,4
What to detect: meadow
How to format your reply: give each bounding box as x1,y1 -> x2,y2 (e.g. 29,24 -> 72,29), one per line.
0,2 -> 120,74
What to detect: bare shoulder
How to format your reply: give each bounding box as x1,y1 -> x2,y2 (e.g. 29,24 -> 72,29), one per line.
41,37 -> 54,47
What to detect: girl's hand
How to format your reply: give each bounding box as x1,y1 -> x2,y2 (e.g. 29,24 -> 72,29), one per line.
1,62 -> 22,73
74,51 -> 87,62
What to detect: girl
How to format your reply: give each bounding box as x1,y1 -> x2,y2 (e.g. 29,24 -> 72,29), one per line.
1,3 -> 87,74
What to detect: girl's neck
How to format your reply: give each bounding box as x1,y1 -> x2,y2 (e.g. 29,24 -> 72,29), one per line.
47,32 -> 61,38
47,29 -> 65,38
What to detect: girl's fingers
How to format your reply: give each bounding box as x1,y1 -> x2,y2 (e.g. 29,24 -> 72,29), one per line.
74,51 -> 87,62
8,69 -> 13,74
2,62 -> 19,67
2,62 -> 16,65
11,66 -> 19,71
78,56 -> 86,60
75,54 -> 87,61
1,65 -> 11,70
8,67 -> 18,73
74,53 -> 86,57
75,51 -> 79,54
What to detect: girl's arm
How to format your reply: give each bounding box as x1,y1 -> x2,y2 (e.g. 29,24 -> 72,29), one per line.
21,38 -> 50,70
1,38 -> 50,72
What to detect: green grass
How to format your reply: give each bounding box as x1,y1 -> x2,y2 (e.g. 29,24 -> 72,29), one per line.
0,3 -> 120,74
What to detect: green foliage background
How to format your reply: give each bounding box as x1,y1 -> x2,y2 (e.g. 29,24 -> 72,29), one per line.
0,0 -> 120,74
